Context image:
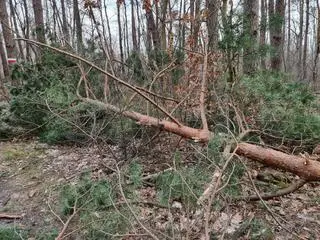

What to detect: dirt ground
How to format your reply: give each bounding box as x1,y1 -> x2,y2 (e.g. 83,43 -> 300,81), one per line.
0,140 -> 320,239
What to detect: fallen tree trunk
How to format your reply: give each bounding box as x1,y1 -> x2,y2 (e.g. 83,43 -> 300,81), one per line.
81,98 -> 212,143
236,143 -> 320,181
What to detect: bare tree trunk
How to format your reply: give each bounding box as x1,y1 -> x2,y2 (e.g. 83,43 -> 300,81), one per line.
312,1 -> 320,90
117,1 -> 124,67
145,6 -> 160,50
192,0 -> 201,50
135,0 -> 142,48
243,0 -> 259,74
131,0 -> 139,52
32,0 -> 45,43
286,0 -> 291,71
260,0 -> 267,69
177,0 -> 186,48
302,0 -> 309,80
0,31 -> 9,77
0,0 -> 15,60
22,0 -> 31,59
269,0 -> 285,71
103,0 -> 113,51
160,0 -> 169,50
73,0 -> 83,52
124,2 -> 130,58
298,0 -> 304,77
206,0 -> 220,51
8,0 -> 24,60
60,0 -> 69,42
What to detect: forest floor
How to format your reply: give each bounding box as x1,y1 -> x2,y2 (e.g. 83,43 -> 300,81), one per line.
0,139 -> 320,239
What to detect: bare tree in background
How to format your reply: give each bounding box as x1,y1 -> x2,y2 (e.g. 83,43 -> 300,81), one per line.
60,0 -> 70,43
302,0 -> 310,80
32,0 -> 45,43
243,0 -> 259,74
131,0 -> 139,52
0,0 -> 15,61
206,0 -> 220,51
269,0 -> 285,71
298,0 -> 304,76
73,0 -> 83,52
260,0 -> 267,69
0,30 -> 9,78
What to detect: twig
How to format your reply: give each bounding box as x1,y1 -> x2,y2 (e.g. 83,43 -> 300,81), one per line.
203,146 -> 239,240
126,167 -> 173,184
135,86 -> 179,103
115,163 -> 160,240
237,179 -> 307,201
55,199 -> 78,240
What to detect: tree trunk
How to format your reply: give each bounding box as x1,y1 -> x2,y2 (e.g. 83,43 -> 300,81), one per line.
73,0 -> 83,52
60,0 -> 69,43
131,0 -> 139,52
22,0 -> 31,60
269,0 -> 284,71
145,5 -> 160,50
298,0 -> 304,77
206,0 -> 220,51
302,0 -> 309,80
117,1 -> 124,68
286,0 -> 291,71
32,0 -> 45,43
236,143 -> 320,181
312,1 -> 320,90
8,0 -> 24,60
160,0 -> 168,50
260,0 -> 267,69
192,0 -> 201,50
0,30 -> 9,77
0,0 -> 15,60
243,0 -> 259,74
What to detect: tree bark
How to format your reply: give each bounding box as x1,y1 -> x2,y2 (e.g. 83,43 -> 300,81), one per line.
0,30 -> 9,77
0,0 -> 15,60
269,0 -> 285,71
312,1 -> 320,90
160,0 -> 168,50
302,0 -> 309,80
298,0 -> 304,77
73,0 -> 83,52
22,0 -> 31,60
60,0 -> 69,43
32,0 -> 45,43
236,143 -> 320,181
206,0 -> 220,51
131,0 -> 139,52
81,97 -> 212,143
145,5 -> 160,50
260,0 -> 267,69
286,0 -> 291,71
243,0 -> 259,74
9,0 -> 24,60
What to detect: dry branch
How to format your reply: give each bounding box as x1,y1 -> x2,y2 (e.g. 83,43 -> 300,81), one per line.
0,213 -> 22,219
238,179 -> 307,201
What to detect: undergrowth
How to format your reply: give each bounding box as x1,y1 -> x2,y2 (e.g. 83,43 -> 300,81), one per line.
235,72 -> 320,146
